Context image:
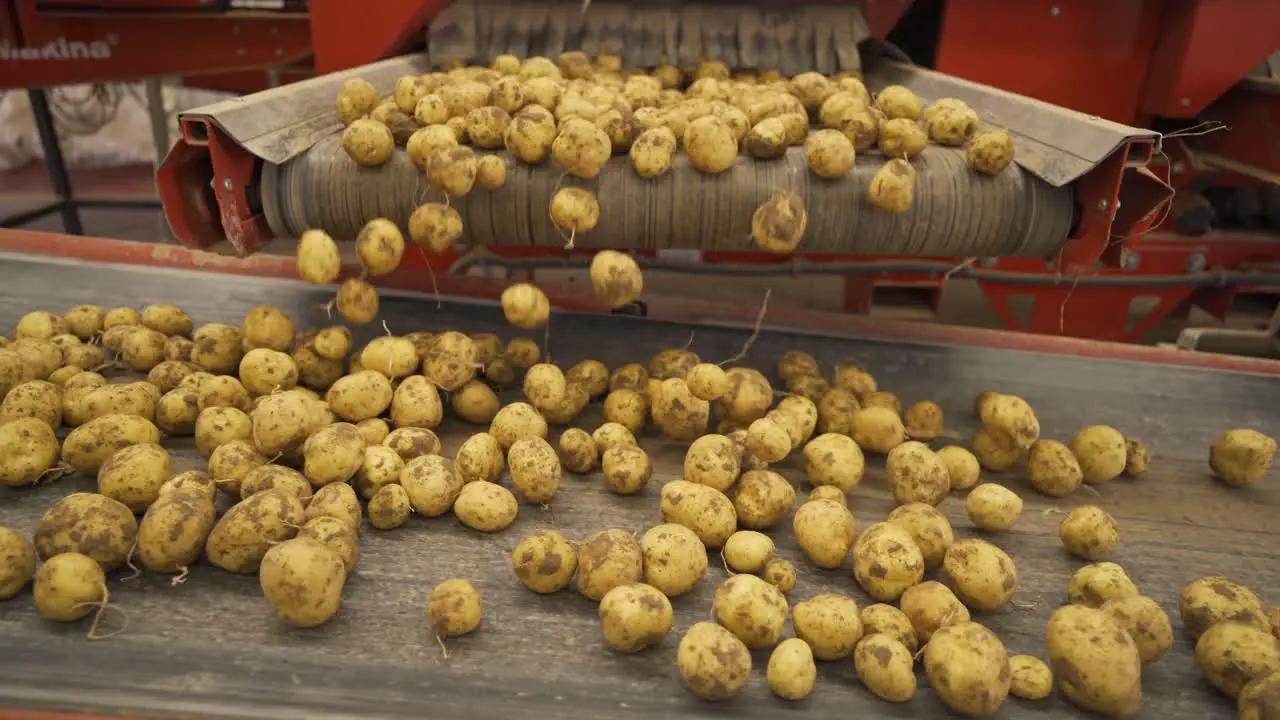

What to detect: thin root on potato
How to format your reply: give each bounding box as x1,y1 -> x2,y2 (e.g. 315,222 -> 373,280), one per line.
719,289 -> 772,367
170,566 -> 190,586
72,584 -> 128,641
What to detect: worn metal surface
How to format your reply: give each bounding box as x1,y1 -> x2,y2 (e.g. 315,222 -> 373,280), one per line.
0,255 -> 1275,720
427,0 -> 869,76
262,135 -> 1074,254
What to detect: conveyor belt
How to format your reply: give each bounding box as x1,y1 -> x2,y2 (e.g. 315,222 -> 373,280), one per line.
0,254 -> 1276,720
261,138 -> 1075,257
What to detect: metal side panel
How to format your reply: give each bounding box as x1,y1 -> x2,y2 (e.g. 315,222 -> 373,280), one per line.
180,55 -> 430,166
861,53 -> 1156,188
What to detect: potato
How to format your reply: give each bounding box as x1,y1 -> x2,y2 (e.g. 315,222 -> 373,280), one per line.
464,106 -> 510,149
334,77 -> 378,125
501,436 -> 557,503
592,442 -> 648,495
859,603 -> 918,653
872,84 -> 920,121
678,621 -> 752,701
335,278 -> 380,325
164,336 -> 195,363
588,250 -> 644,308
102,306 -> 141,329
62,344 -> 105,372
877,117 -> 927,159
146,360 -> 194,393
1000,655 -> 1052,701
551,427 -> 595,474
443,381 -> 497,425
608,362 -> 648,392
422,331 -> 478,392
193,406 -> 251,456
866,158 -> 916,213
628,125 -> 678,177
500,283 -> 551,331
300,423 -> 364,488
241,464 -> 312,503
805,486 -> 846,507
733,469 -> 796,530
594,390 -> 643,437
750,190 -> 808,254
510,529 -> 578,594
353,418 -> 390,446
926,104 -> 979,147
250,390 -> 327,458
205,489 -> 304,573
682,363 -> 726,402
1058,505 -> 1119,560
321,370 -> 390,423
886,502 -> 954,571
576,529 -> 644,601
295,229 -> 342,285
427,578 -> 483,640
1068,562 -> 1138,608
1180,575 -> 1268,639
95,443 -> 170,513
0,526 -> 35,600
364,483 -> 410,530
1047,605 -> 1143,715
503,337 -> 541,370
852,522 -> 925,601
297,483 -> 358,533
793,498 -> 856,569
408,202 -> 464,253
633,523 -> 706,598
679,434 -> 739,492
347,446 -> 400,501
547,187 -> 602,241
453,481 -> 519,532
722,530 -> 773,574
484,402 -> 545,452
448,432 -> 502,486
972,426 -> 1021,471
311,326 -> 352,361
503,106 -> 557,162
681,115 -> 737,173
383,427 -> 441,461
597,583 -> 673,653
1210,428 -> 1276,486
795,433 -> 863,493
660,480 -> 735,548
0,417 -> 59,487
8,337 -> 61,379
0,379 -> 61,427
967,128 -> 1016,175
882,440 -> 948,506
157,470 -> 216,503
965,483 -> 1022,531
62,413 -> 161,474
342,117 -> 394,165
62,305 -> 106,340
1100,595 -> 1172,665
900,580 -> 971,643
34,492 -> 136,571
14,310 -> 67,340
941,538 -> 1018,611
1025,439 -> 1082,496
1071,425 -> 1127,484
258,535 -> 346,628
357,337 -> 416,381
924,622 -> 1010,716
713,574 -> 789,650
552,119 -> 611,178
862,391 -> 901,415
853,634 -> 916,702
152,386 -> 199,430
790,593 -> 861,660
588,423 -> 632,456
33,552 -> 105,622
765,637 -> 816,701
848,407 -> 904,455
191,323 -> 244,374
196,375 -> 250,412
387,375 -> 443,430
137,303 -> 192,337
136,489 -> 215,574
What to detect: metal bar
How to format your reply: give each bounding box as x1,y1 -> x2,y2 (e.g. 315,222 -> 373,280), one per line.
26,88 -> 82,235
0,201 -> 66,229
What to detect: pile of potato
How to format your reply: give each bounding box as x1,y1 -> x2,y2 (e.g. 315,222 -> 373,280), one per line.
0,284 -> 1276,715
327,53 -> 1018,266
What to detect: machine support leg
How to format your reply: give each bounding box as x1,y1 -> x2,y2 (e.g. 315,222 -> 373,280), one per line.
27,88 -> 83,236
145,78 -> 174,241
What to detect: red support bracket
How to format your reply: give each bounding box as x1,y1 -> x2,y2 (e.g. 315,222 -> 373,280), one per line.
160,118 -> 268,255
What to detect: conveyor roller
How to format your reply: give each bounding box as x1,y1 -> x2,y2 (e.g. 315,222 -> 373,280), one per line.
261,135 -> 1074,258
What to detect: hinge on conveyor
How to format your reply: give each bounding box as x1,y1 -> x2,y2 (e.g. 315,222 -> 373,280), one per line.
425,0 -> 871,76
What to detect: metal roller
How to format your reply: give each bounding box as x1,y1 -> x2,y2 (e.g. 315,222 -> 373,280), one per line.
261,134 -> 1074,258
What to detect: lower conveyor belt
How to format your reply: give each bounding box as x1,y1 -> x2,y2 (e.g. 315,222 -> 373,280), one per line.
0,252 -> 1275,720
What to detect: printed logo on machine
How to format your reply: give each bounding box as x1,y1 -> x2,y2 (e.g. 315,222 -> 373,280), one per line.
0,35 -> 117,61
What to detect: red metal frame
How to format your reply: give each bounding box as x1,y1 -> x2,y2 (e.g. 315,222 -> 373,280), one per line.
1141,0 -> 1280,119
159,118 -> 268,254
0,0 -> 312,88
